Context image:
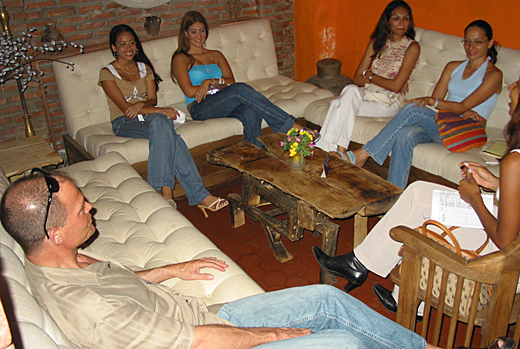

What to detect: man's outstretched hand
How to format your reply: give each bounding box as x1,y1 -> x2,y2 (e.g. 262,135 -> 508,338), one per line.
136,257 -> 229,283
192,325 -> 313,349
175,257 -> 229,280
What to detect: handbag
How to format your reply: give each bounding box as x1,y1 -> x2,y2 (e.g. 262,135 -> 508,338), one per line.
435,110 -> 487,152
415,220 -> 491,317
362,83 -> 401,107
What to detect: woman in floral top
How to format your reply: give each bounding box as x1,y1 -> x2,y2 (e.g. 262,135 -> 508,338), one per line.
315,0 -> 420,162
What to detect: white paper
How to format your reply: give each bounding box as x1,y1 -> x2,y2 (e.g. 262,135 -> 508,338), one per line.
431,190 -> 496,229
173,110 -> 186,125
136,110 -> 186,125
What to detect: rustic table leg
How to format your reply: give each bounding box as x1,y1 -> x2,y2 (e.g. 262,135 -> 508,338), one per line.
233,178 -> 294,262
314,216 -> 340,285
242,173 -> 261,206
242,174 -> 263,221
262,224 -> 293,263
228,193 -> 245,228
353,214 -> 368,249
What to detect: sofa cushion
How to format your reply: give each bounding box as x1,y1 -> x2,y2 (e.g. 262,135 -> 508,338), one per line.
61,152 -> 264,304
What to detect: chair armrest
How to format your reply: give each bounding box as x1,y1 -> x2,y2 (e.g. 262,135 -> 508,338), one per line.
389,225 -> 507,282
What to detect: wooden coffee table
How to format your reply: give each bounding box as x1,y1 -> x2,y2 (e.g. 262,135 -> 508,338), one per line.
208,133 -> 402,284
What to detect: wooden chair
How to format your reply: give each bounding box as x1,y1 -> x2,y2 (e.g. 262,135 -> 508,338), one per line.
389,225 -> 520,348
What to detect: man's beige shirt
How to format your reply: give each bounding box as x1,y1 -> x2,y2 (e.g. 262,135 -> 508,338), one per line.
25,256 -> 232,348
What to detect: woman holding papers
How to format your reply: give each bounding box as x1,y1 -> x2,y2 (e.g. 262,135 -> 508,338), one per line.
459,79 -> 520,250
312,79 -> 520,311
99,24 -> 227,214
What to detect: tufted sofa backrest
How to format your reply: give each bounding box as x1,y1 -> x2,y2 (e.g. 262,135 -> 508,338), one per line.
410,28 -> 520,131
61,152 -> 264,304
53,18 -> 279,139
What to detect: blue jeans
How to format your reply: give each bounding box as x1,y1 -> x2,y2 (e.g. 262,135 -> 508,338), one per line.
189,83 -> 296,147
363,104 -> 442,188
112,113 -> 209,205
218,285 -> 426,348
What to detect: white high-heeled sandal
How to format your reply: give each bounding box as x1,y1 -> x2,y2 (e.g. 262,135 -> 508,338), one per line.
197,197 -> 229,218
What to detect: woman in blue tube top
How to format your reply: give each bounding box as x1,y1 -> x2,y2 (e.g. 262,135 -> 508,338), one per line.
171,11 -> 312,148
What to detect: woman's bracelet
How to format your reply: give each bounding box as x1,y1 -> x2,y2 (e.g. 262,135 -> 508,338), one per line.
362,70 -> 370,79
218,77 -> 224,85
433,98 -> 439,108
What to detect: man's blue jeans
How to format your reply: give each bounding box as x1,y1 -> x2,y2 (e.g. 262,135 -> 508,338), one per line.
218,285 -> 426,348
189,83 -> 296,147
363,104 -> 443,188
112,113 -> 209,205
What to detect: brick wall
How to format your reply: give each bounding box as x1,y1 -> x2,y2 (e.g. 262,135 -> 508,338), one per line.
0,0 -> 295,155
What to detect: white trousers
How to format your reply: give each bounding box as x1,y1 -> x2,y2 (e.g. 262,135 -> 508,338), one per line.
315,84 -> 401,152
354,181 -> 498,278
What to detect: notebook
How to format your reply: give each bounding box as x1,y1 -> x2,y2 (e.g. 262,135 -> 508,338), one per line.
483,142 -> 508,159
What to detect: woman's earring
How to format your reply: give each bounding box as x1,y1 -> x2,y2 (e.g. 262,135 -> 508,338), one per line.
112,51 -> 117,58
136,48 -> 139,54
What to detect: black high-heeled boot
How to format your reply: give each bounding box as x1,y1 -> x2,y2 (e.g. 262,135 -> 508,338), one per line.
312,246 -> 368,292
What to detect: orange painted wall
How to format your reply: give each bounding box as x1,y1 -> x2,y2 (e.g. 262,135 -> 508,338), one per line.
295,0 -> 519,81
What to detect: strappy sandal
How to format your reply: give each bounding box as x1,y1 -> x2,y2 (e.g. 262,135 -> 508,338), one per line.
456,336 -> 516,349
166,199 -> 177,209
332,150 -> 356,165
197,197 -> 229,218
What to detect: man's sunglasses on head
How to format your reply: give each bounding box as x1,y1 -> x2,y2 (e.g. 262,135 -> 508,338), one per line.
31,168 -> 60,239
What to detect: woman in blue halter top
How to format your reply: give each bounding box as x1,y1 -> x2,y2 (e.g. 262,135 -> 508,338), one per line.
171,11 -> 312,148
99,24 -> 228,217
347,20 -> 503,189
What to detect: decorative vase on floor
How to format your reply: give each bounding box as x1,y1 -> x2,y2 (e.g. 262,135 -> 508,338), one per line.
289,154 -> 306,171
306,58 -> 353,96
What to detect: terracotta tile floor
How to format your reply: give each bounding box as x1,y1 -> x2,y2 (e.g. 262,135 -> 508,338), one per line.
175,176 -> 501,348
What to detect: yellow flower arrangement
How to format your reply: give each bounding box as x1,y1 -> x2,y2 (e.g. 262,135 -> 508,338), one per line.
279,128 -> 316,161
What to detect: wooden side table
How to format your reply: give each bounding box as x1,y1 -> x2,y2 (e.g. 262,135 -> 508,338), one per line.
0,136 -> 63,180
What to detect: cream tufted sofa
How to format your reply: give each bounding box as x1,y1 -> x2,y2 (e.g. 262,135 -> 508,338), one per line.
304,27 -> 520,186
0,152 -> 263,348
53,19 -> 333,189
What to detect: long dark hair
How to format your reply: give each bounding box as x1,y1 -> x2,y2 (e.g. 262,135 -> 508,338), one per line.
109,24 -> 163,90
370,0 -> 415,60
464,20 -> 499,64
504,81 -> 520,155
171,11 -> 209,84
